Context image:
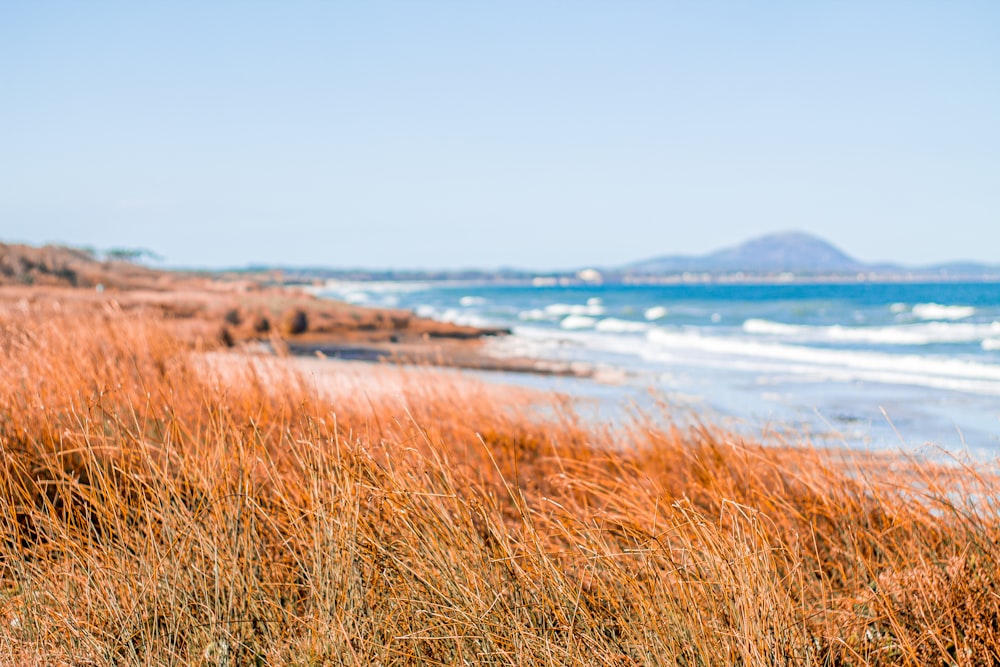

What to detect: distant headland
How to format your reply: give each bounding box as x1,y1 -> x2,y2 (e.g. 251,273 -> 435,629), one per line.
620,231 -> 1000,280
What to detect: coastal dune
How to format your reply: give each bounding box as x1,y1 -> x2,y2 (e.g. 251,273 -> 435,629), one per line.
2,290 -> 1000,664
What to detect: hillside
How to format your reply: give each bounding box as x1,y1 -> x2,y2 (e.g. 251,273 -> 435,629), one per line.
0,243 -> 167,289
0,240 -> 511,372
623,230 -> 1000,278
625,231 -> 867,275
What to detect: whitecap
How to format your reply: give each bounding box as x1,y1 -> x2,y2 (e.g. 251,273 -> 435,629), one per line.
743,318 -> 1000,346
415,305 -> 437,318
545,302 -> 606,317
912,303 -> 975,321
453,314 -> 491,327
517,308 -> 558,322
518,308 -> 553,321
435,307 -> 491,327
595,318 -> 650,333
743,319 -> 804,336
644,306 -> 668,320
343,292 -> 369,304
984,338 -> 1000,351
459,296 -> 486,307
560,315 -> 598,330
824,322 -> 999,345
497,324 -> 1000,395
645,328 -> 1000,395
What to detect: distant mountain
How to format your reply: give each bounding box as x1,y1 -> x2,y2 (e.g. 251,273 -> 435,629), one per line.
223,230 -> 999,283
623,231 -> 999,278
625,231 -> 867,275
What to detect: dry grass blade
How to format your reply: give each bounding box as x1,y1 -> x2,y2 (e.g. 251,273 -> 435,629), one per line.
1,306 -> 999,665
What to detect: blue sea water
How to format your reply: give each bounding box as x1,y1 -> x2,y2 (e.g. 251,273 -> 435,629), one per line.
317,280 -> 1000,457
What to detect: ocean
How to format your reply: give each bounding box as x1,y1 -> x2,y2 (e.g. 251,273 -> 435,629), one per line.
317,280 -> 1000,457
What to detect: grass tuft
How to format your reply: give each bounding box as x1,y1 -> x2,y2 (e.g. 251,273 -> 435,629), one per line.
1,306 -> 999,665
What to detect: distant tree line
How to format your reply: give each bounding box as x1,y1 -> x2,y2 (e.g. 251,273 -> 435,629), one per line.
75,247 -> 165,264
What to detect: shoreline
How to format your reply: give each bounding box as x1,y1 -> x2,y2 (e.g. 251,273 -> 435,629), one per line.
281,337 -> 596,378
0,242 -> 591,381
3,252 -> 996,457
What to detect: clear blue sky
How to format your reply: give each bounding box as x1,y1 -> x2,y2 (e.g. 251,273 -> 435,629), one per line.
2,2 -> 998,269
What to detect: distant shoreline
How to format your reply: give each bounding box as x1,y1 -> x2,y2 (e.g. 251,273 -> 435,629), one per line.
273,271 -> 1000,291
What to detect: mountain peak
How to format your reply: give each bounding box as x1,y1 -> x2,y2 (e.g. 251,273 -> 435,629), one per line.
709,231 -> 860,272
626,230 -> 863,275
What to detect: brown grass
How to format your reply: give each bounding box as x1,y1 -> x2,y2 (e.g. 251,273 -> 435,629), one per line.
2,304 -> 1000,666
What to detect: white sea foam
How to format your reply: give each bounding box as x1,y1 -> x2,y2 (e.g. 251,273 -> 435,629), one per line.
342,292 -> 370,304
825,322 -> 1000,345
545,302 -> 606,317
644,306 -> 668,320
742,319 -> 803,336
314,280 -> 432,296
890,302 -> 908,314
434,307 -> 491,328
984,338 -> 1000,351
912,303 -> 976,321
595,318 -> 650,333
518,309 -> 555,322
743,318 -> 1000,346
560,315 -> 598,329
522,302 -> 607,321
314,279 -> 432,308
460,296 -> 486,307
646,328 -> 1000,395
500,322 -> 1000,396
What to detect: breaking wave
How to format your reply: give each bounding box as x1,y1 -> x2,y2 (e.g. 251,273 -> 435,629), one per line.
911,303 -> 976,320
743,318 -> 1000,346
